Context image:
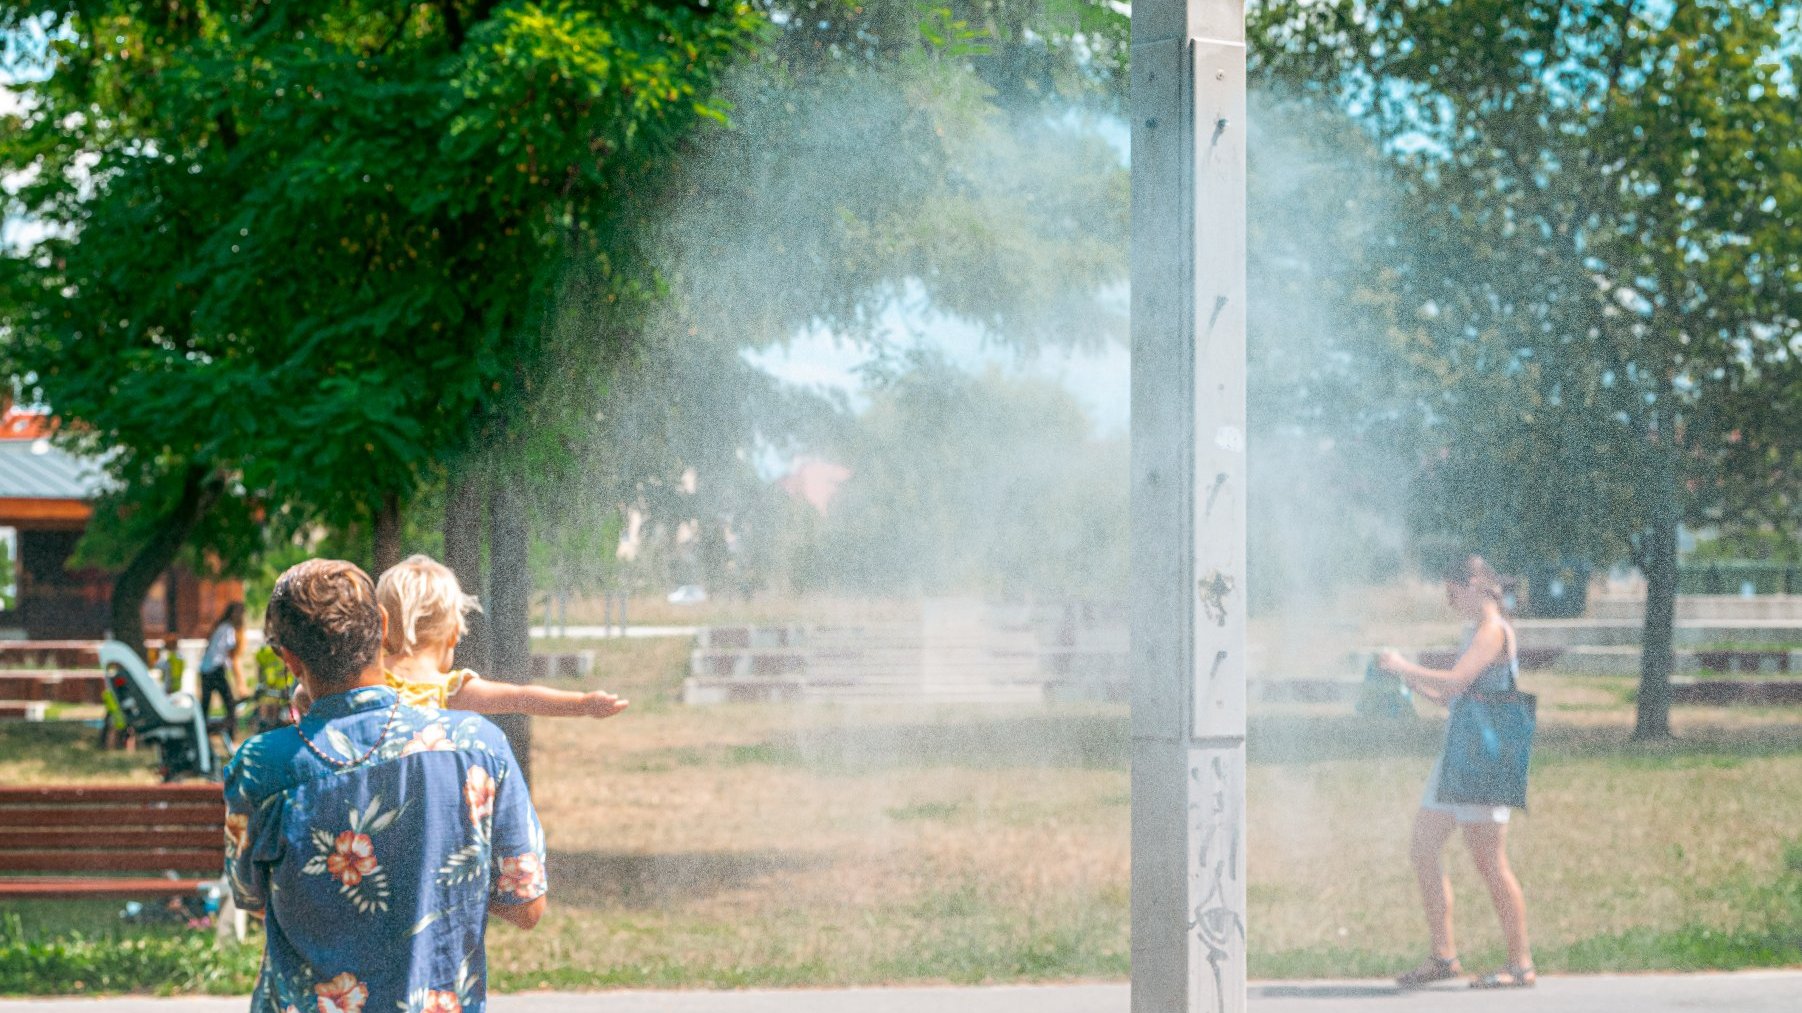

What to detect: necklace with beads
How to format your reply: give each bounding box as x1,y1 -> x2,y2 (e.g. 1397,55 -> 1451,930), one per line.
294,691 -> 402,770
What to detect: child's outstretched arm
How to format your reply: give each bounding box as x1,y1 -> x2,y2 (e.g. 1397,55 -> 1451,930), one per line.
448,676 -> 629,719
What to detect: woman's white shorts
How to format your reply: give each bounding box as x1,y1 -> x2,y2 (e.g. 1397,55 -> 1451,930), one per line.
1420,754 -> 1511,824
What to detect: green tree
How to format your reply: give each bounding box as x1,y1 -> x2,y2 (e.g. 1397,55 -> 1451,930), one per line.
514,1 -> 1132,606
1245,94 -> 1423,611
1255,0 -> 1802,737
0,1 -> 759,666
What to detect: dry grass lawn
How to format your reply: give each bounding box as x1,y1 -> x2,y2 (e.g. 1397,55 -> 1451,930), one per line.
494,641 -> 1130,986
8,634 -> 1802,988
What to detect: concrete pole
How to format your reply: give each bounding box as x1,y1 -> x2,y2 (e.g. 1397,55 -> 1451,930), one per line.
1129,1 -> 1248,1011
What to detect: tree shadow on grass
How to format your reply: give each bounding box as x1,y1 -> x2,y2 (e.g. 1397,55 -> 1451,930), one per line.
546,849 -> 827,910
627,712 -> 1133,774
1536,720 -> 1802,766
1248,714 -> 1444,765
623,709 -> 1802,774
1247,712 -> 1802,767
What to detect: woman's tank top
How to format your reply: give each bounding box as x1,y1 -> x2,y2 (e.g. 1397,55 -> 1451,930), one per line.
1461,623 -> 1518,696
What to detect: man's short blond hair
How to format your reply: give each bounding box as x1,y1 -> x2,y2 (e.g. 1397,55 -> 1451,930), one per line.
377,554 -> 481,657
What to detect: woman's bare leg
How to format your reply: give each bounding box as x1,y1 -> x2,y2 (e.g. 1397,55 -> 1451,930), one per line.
1463,821 -> 1532,969
1410,809 -> 1459,959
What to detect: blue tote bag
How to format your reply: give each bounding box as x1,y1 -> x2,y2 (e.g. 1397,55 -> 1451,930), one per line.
1435,648 -> 1536,810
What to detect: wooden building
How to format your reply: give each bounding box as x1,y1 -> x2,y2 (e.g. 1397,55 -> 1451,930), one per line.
0,410 -> 240,641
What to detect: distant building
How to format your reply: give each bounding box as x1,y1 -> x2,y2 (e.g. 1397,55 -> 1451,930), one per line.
777,457 -> 853,516
0,408 -> 240,641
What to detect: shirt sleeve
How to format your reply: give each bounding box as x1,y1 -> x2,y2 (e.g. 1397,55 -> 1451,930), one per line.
444,669 -> 479,699
222,753 -> 272,913
485,735 -> 547,907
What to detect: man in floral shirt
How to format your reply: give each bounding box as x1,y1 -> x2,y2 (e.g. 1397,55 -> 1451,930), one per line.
225,560 -> 547,1013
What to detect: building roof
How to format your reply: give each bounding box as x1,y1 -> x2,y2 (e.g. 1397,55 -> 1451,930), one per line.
777,457 -> 853,516
0,408 -> 55,441
0,438 -> 108,501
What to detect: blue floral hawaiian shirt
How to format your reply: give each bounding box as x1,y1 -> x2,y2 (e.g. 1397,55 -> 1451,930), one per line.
224,685 -> 547,1013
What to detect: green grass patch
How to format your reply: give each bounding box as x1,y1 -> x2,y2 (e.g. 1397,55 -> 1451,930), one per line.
886,800 -> 964,822
0,913 -> 258,997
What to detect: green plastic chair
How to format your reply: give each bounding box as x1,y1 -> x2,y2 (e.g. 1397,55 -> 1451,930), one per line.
250,644 -> 295,732
97,681 -> 129,749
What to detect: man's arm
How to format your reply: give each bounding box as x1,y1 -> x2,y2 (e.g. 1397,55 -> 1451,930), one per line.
483,732 -> 550,931
490,894 -> 546,930
222,759 -> 270,915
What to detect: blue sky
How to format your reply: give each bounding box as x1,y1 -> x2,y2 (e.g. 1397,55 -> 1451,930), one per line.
742,294 -> 1130,438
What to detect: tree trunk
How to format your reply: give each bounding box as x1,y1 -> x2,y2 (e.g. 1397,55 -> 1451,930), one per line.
373,491 -> 402,578
443,465 -> 488,675
487,468 -> 533,783
110,466 -> 218,660
1634,502 -> 1679,741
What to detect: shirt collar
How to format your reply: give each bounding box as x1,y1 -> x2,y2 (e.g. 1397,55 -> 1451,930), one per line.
305,684 -> 397,722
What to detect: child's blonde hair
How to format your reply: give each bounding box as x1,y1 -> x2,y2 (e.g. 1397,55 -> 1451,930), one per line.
377,554 -> 482,657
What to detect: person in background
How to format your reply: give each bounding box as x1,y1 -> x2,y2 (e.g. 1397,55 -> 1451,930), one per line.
225,559 -> 545,1012
153,634 -> 184,694
1379,555 -> 1535,990
198,602 -> 247,742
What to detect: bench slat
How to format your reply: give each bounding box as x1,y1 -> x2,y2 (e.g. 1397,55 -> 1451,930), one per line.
1,849 -> 222,873
0,829 -> 222,849
0,784 -> 223,804
0,804 -> 224,828
0,877 -> 216,899
0,673 -> 107,704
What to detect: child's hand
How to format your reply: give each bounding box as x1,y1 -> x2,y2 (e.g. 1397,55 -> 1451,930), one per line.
581,690 -> 629,719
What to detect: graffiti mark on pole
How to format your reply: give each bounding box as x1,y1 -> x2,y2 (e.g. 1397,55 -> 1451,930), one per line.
1199,571 -> 1234,626
1191,754 -> 1245,1012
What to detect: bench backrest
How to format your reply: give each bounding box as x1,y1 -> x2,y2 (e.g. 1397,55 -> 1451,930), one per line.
0,784 -> 225,877
100,641 -> 195,731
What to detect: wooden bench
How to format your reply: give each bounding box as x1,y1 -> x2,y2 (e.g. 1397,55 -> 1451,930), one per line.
0,641 -> 103,669
0,670 -> 108,705
0,784 -> 225,900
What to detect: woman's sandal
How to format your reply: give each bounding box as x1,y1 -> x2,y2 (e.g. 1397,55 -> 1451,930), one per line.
1395,955 -> 1462,988
1471,965 -> 1537,989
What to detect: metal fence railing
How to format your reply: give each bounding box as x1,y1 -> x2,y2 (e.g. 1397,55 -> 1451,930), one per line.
1678,562 -> 1802,596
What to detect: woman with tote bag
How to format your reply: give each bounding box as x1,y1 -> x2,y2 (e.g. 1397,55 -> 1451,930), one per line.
1378,555 -> 1536,990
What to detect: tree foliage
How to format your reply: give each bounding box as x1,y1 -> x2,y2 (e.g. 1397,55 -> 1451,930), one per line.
1253,0 -> 1802,736
0,0 -> 760,646
521,0 -> 1133,601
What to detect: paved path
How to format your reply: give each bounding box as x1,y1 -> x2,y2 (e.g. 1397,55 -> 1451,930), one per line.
4,972 -> 1800,1012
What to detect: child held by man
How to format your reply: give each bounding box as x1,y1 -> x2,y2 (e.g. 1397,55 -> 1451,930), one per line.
293,554 -> 628,720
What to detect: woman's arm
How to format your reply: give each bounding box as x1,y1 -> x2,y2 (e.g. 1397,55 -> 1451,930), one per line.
229,630 -> 249,696
1379,621 -> 1508,699
449,677 -> 629,719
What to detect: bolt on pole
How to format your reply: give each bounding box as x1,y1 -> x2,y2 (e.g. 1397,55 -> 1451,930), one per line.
1129,1 -> 1248,1011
